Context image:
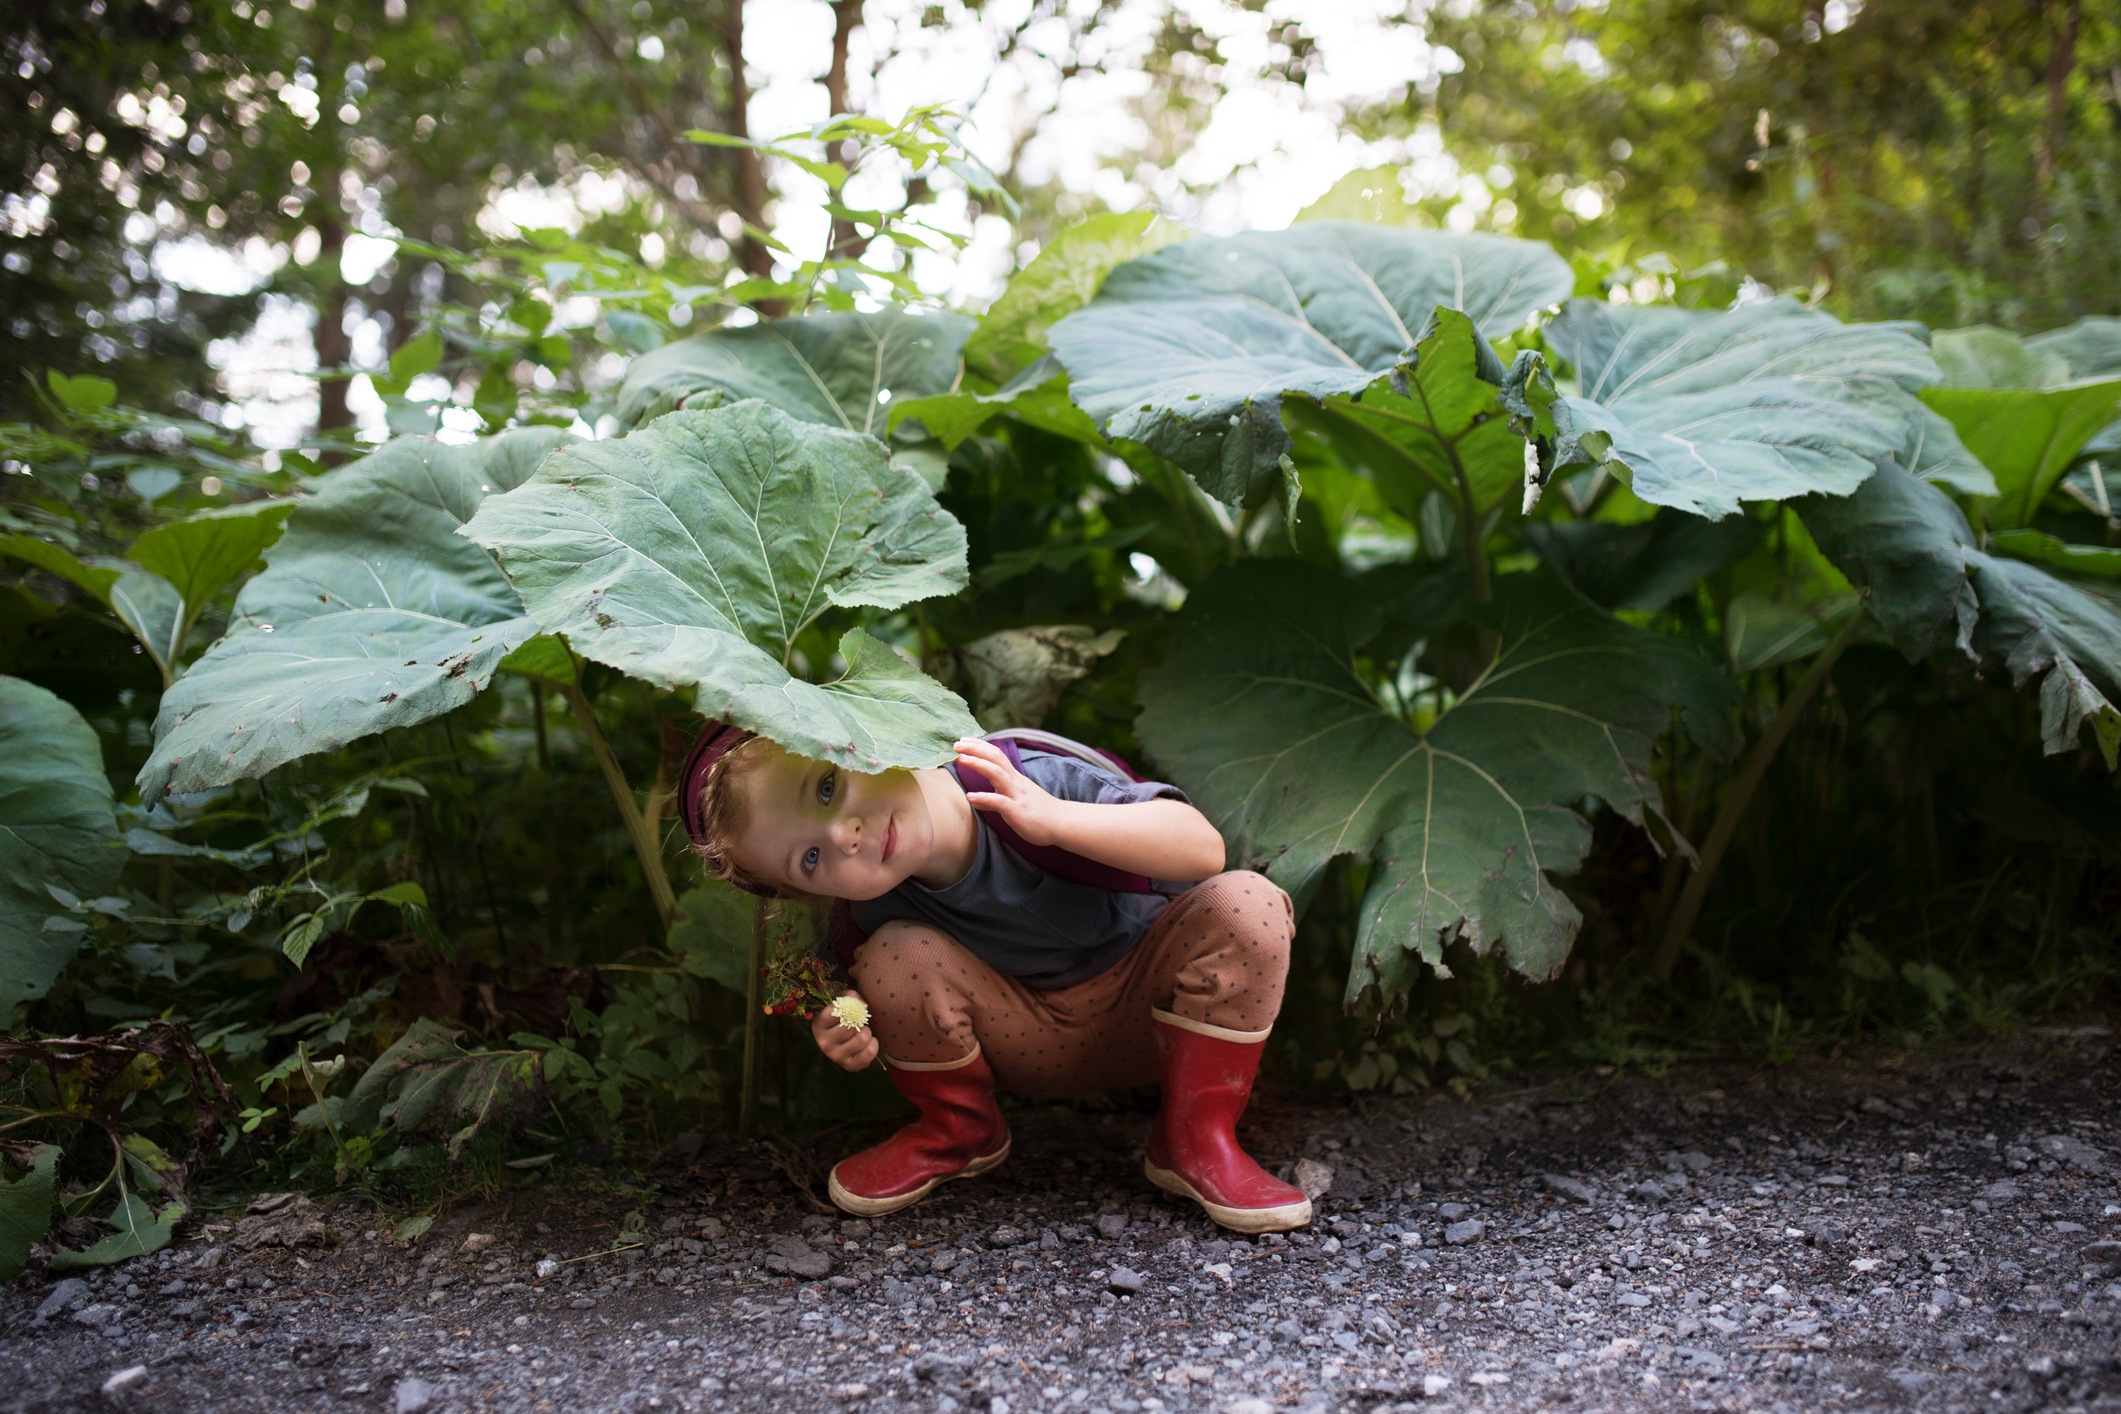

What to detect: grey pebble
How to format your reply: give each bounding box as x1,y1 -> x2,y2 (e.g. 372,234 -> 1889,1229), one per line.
1543,1174 -> 1595,1203
1616,1291 -> 1651,1307
763,1234 -> 832,1280
1106,1266 -> 1145,1295
394,1375 -> 438,1413
1444,1220 -> 1484,1246
34,1278 -> 89,1321
1095,1213 -> 1128,1240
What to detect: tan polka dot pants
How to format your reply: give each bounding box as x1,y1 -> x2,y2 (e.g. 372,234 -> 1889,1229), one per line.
847,870 -> 1294,1101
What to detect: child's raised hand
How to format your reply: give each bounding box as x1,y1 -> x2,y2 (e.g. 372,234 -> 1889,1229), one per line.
953,737 -> 1064,844
812,991 -> 879,1072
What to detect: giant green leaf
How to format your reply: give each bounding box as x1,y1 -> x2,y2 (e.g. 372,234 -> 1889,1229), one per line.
1798,460 -> 1979,662
1989,529 -> 2121,580
615,309 -> 973,432
0,676 -> 120,1014
0,1143 -> 58,1280
1799,462 -> 2121,766
138,430 -> 568,801
1968,558 -> 2121,766
1542,297 -> 1935,519
1136,561 -> 1735,1001
1283,307 -> 1528,525
1919,379 -> 2121,531
961,212 -> 1182,385
1524,507 -> 1765,613
1932,326 -> 2071,389
2026,316 -> 2121,381
2030,316 -> 2121,465
464,401 -> 976,770
1047,224 -> 1572,508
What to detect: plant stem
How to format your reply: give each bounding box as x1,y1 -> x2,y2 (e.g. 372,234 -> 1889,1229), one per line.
557,678 -> 676,929
739,899 -> 767,1138
298,1043 -> 357,1181
531,682 -> 561,953
1652,607 -> 1867,979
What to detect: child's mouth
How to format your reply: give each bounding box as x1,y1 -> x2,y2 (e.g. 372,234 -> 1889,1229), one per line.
881,815 -> 897,865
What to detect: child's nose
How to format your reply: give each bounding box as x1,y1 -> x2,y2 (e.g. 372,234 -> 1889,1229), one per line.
829,815 -> 863,853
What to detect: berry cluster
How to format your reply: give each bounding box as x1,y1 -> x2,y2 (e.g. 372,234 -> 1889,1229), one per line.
760,953 -> 838,1020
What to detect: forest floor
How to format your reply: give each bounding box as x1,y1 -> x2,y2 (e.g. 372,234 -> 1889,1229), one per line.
3,1029 -> 2119,1414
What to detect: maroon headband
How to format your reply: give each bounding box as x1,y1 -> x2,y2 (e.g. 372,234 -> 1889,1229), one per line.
676,720 -> 756,846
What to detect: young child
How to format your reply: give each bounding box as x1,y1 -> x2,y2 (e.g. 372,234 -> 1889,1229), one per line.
678,722 -> 1312,1234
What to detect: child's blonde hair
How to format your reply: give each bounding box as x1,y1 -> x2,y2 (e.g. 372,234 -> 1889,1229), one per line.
690,735 -> 783,897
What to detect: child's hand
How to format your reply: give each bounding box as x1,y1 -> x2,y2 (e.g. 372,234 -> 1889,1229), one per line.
811,991 -> 878,1072
954,737 -> 1065,844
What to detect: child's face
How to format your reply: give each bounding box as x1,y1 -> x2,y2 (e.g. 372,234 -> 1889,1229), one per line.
724,747 -> 935,901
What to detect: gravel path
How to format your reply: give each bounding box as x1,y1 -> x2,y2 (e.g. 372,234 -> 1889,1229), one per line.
5,1031 -> 2119,1414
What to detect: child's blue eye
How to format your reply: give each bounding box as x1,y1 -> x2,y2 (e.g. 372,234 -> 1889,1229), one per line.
803,846 -> 820,873
817,769 -> 837,806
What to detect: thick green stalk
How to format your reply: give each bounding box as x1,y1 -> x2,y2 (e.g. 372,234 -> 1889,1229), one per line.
739,900 -> 768,1137
556,679 -> 676,929
1651,607 -> 1867,979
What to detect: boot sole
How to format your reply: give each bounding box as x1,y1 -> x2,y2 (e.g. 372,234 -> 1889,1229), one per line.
827,1137 -> 1012,1218
1143,1159 -> 1313,1234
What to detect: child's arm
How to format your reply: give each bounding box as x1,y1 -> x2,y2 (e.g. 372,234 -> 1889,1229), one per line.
813,993 -> 878,1071
952,738 -> 1227,881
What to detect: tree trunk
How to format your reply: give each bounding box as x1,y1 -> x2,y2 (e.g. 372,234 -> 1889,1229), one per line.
2035,0 -> 2080,199
719,0 -> 777,289
824,1 -> 864,262
313,206 -> 351,445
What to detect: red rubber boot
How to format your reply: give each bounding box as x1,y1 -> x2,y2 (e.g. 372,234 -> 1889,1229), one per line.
827,1047 -> 1011,1218
1144,1010 -> 1313,1233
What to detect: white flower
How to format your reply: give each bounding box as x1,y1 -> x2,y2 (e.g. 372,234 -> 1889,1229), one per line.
1521,439 -> 1545,514
829,994 -> 871,1031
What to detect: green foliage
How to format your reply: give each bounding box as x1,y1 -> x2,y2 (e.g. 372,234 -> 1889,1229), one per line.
1047,225 -> 1573,508
1140,561 -> 1736,1001
336,1020 -> 542,1162
138,432 -> 567,801
47,1193 -> 186,1271
1802,463 -> 2121,764
465,401 -> 977,770
1540,297 -> 1945,518
960,212 -> 1183,386
0,1145 -> 60,1281
0,677 -> 120,1013
6,111 -> 2121,1237
615,310 -> 973,447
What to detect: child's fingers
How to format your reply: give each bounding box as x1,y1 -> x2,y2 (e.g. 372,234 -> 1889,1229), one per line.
953,739 -> 1020,780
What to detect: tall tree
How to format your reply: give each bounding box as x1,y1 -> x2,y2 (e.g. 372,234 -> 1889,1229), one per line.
1349,0 -> 2121,327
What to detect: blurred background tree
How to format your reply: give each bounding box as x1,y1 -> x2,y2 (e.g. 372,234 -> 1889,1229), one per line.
6,0 -> 2116,449
1352,0 -> 2120,327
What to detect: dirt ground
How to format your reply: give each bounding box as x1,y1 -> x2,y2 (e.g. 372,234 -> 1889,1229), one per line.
4,1029 -> 2118,1414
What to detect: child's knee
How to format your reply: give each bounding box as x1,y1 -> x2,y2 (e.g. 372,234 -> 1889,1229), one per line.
849,921 -> 943,994
1192,870 -> 1295,948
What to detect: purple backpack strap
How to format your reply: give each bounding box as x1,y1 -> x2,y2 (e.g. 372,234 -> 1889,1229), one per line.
951,735 -> 1159,895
